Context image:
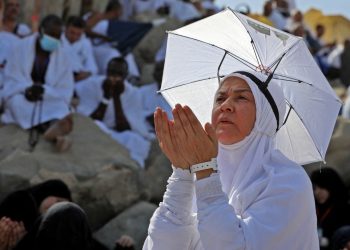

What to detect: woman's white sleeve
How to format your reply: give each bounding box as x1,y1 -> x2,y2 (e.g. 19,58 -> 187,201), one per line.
195,173 -> 246,250
143,167 -> 200,250
195,172 -> 319,250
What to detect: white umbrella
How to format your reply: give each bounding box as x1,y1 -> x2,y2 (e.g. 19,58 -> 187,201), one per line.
160,8 -> 342,165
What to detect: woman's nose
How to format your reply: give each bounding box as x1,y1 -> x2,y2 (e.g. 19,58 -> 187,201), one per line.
220,99 -> 234,112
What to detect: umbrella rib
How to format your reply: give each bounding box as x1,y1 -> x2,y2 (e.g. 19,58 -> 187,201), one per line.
282,101 -> 324,162
167,31 -> 258,70
159,76 -> 226,92
267,39 -> 303,70
273,74 -> 313,86
226,52 -> 257,71
230,9 -> 264,67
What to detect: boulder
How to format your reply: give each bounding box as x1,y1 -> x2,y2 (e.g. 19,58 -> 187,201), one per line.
0,114 -> 142,229
94,201 -> 157,250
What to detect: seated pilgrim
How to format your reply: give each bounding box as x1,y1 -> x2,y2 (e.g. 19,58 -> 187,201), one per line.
76,57 -> 155,168
84,0 -> 141,80
1,15 -> 74,152
2,0 -> 31,38
61,16 -> 98,83
0,31 -> 19,106
119,0 -> 170,19
139,60 -> 172,129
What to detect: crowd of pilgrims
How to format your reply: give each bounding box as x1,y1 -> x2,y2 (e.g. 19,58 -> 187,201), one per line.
0,0 -> 350,249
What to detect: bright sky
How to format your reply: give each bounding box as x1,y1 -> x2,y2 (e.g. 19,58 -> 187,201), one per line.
216,0 -> 350,19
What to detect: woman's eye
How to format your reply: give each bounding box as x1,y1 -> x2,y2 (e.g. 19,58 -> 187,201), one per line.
216,96 -> 225,103
238,95 -> 247,100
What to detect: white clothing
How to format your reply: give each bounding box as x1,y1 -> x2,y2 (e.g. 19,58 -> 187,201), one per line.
1,34 -> 74,129
92,19 -> 109,37
139,82 -> 172,119
143,72 -> 319,249
76,76 -> 154,167
155,38 -> 167,63
342,87 -> 350,119
0,32 -> 20,95
202,0 -> 220,13
285,0 -> 297,12
93,46 -> 140,78
169,1 -> 201,22
327,44 -> 344,69
15,23 -> 32,38
61,34 -> 98,75
268,10 -> 287,30
134,0 -> 168,15
120,0 -> 171,20
88,19 -> 141,78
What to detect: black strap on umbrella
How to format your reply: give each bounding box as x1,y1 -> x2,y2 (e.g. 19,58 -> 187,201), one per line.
234,71 -> 280,132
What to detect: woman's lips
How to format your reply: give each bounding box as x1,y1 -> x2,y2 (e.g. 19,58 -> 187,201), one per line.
218,119 -> 234,124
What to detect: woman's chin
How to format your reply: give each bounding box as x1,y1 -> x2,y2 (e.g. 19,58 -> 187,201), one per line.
217,133 -> 240,145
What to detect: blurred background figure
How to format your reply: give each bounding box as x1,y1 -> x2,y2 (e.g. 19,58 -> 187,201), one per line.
332,225 -> 350,250
311,168 -> 350,250
2,0 -> 31,38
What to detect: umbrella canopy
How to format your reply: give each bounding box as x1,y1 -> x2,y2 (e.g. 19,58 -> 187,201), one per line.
160,8 -> 341,165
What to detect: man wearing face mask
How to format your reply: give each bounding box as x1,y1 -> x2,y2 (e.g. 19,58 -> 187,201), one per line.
76,57 -> 155,168
1,15 -> 74,152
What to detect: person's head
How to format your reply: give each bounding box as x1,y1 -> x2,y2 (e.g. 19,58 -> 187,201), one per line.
29,179 -> 72,214
311,167 -> 348,206
212,76 -> 256,145
263,1 -> 273,17
65,16 -> 86,44
211,71 -> 285,145
332,226 -> 350,250
292,10 -> 303,23
316,24 -> 325,38
35,202 -> 92,250
107,57 -> 128,81
0,190 -> 38,231
4,0 -> 20,21
292,24 -> 305,37
39,15 -> 63,52
105,0 -> 123,19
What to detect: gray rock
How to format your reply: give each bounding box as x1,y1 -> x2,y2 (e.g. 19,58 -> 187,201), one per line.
94,201 -> 157,250
0,114 -> 142,230
142,141 -> 171,202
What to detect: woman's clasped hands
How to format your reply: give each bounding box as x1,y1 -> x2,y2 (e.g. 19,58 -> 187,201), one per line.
154,104 -> 218,170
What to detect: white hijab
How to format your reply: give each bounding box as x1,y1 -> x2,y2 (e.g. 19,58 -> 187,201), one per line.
217,71 -> 288,213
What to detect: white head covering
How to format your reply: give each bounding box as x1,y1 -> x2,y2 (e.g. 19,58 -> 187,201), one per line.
217,71 -> 288,213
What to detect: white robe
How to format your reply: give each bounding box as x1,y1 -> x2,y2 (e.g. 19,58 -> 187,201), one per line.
143,72 -> 319,249
0,32 -> 20,97
133,0 -> 163,15
342,87 -> 350,120
76,76 -> 154,167
1,34 -> 74,129
169,1 -> 201,22
268,10 -> 287,30
86,15 -> 141,78
139,82 -> 172,119
120,0 -> 169,20
15,23 -> 32,38
61,34 -> 98,75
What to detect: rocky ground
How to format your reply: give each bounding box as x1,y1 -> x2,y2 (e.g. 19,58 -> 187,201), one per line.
0,114 -> 172,250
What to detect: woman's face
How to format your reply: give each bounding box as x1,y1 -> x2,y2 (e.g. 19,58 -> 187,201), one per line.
313,185 -> 330,204
212,76 -> 256,145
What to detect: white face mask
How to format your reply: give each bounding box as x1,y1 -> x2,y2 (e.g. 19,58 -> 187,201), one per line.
39,34 -> 60,52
